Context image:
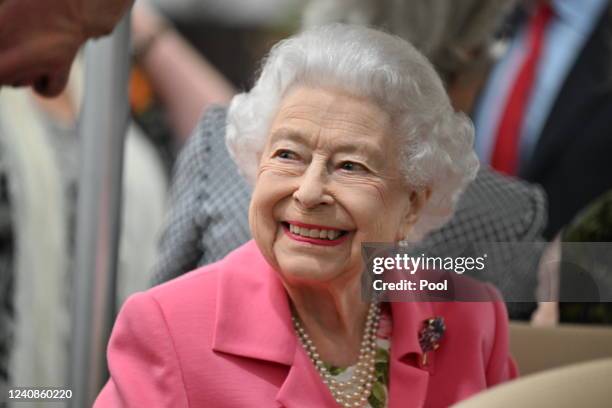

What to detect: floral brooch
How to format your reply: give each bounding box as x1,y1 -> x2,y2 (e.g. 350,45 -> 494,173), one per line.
418,317 -> 445,366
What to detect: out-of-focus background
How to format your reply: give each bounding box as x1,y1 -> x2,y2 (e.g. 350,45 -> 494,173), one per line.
1,0 -> 612,406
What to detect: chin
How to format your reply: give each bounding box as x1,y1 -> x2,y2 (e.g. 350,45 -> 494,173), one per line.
275,255 -> 344,283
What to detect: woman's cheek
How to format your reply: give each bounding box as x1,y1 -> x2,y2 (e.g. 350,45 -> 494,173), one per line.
249,201 -> 277,264
336,173 -> 392,203
341,180 -> 391,212
341,182 -> 400,241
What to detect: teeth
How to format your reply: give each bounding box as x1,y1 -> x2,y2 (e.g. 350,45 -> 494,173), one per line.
287,224 -> 343,240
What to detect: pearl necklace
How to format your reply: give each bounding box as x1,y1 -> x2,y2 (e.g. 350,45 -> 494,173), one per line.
291,302 -> 381,408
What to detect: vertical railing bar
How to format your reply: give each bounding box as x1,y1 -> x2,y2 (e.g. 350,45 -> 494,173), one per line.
69,13 -> 131,408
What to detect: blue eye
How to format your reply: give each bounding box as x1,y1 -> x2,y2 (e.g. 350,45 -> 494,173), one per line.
339,161 -> 365,172
274,149 -> 298,160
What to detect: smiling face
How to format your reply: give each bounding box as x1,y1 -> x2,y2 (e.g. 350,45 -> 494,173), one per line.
249,86 -> 423,286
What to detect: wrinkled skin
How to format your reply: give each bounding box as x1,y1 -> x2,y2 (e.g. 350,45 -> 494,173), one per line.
0,0 -> 133,96
250,86 -> 428,288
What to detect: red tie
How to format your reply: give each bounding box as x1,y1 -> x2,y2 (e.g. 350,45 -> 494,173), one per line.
491,3 -> 553,175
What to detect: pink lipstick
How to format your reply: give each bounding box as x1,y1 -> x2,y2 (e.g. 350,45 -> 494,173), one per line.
281,222 -> 349,247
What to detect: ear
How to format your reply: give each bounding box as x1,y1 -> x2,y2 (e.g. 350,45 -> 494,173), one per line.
395,187 -> 432,241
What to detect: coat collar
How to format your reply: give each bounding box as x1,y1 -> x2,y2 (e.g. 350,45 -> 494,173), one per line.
212,240 -> 434,407
212,240 -> 296,366
388,301 -> 434,407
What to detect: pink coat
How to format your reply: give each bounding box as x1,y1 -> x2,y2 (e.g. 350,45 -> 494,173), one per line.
95,240 -> 517,407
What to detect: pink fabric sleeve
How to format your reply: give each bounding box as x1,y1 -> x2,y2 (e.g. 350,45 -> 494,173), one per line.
485,285 -> 520,386
93,292 -> 189,407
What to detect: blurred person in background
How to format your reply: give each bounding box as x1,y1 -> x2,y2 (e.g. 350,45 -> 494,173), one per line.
0,62 -> 168,405
473,0 -> 612,239
149,0 -> 547,320
95,25 -> 516,407
128,0 -> 303,170
533,187 -> 612,326
472,0 -> 612,325
557,189 -> 612,324
303,0 -> 511,112
130,0 -> 236,144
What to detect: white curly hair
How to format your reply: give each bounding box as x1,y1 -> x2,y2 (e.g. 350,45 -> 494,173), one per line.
226,23 -> 479,241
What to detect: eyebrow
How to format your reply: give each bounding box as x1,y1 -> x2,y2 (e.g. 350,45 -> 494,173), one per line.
269,126 -> 386,166
268,127 -> 310,145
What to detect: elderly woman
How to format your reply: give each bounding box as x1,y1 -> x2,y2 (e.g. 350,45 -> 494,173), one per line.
95,24 -> 516,408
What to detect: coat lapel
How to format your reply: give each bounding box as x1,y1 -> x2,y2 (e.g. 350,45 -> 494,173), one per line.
212,240 -> 437,407
211,241 -> 335,407
212,241 -> 295,366
276,346 -> 339,407
388,301 -> 435,408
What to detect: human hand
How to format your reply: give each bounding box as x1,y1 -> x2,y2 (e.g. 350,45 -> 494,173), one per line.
0,0 -> 133,97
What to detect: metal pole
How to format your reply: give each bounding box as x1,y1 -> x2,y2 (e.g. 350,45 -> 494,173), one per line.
69,13 -> 131,408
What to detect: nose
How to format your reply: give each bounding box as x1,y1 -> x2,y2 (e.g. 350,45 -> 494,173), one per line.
292,159 -> 333,209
